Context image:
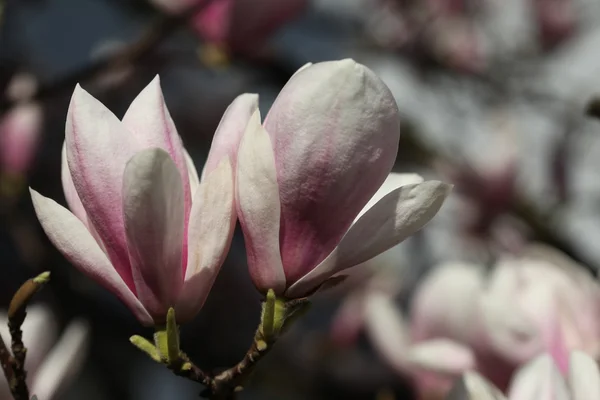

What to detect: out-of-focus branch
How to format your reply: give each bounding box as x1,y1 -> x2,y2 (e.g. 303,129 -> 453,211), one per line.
0,0 -> 216,113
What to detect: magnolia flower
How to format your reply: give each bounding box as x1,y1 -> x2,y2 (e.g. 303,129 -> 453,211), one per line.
235,59 -> 451,299
0,305 -> 89,400
0,103 -> 42,176
447,351 -> 600,400
362,244 -> 600,398
30,77 -> 238,326
150,0 -> 307,54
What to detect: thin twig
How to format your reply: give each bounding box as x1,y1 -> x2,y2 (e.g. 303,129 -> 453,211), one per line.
0,333 -> 15,394
0,0 -> 216,113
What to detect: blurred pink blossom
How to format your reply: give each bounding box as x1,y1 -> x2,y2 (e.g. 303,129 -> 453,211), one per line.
0,305 -> 89,400
235,60 -> 451,298
448,350 -> 600,400
150,0 -> 307,54
334,244 -> 600,398
533,0 -> 578,50
30,77 -> 239,326
0,103 -> 42,176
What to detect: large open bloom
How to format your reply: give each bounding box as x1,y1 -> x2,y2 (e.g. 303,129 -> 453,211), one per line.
235,59 -> 451,299
30,77 -> 239,326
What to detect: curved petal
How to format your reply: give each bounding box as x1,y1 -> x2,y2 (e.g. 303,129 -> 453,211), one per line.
236,110 -> 286,294
184,149 -> 200,195
60,142 -> 87,223
356,172 -> 424,220
446,372 -> 507,400
508,354 -> 570,400
65,85 -> 139,289
406,339 -> 476,376
30,189 -> 152,325
30,319 -> 89,400
175,158 -> 235,322
265,59 -> 401,284
364,293 -> 411,374
123,148 -> 184,321
286,181 -> 451,298
121,76 -> 191,216
569,351 -> 600,400
202,93 -> 259,178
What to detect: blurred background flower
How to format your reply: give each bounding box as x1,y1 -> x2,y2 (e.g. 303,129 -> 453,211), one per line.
0,305 -> 89,400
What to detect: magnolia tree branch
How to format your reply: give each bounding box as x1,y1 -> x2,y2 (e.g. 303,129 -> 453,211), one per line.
132,293 -> 310,399
0,0 -> 216,113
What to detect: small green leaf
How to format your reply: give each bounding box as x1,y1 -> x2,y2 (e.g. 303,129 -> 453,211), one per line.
130,335 -> 161,363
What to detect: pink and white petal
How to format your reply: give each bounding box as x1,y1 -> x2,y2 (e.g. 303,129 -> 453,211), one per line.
121,76 -> 191,213
446,372 -> 507,400
568,351 -> 600,400
357,173 -> 424,220
264,59 -> 401,284
65,85 -> 139,289
30,319 -> 89,400
175,158 -> 235,322
123,148 -> 185,321
184,149 -> 200,195
406,339 -> 476,376
30,189 -> 152,325
508,354 -> 570,400
236,110 -> 286,294
202,93 -> 259,178
364,293 -> 411,374
60,142 -> 87,223
61,142 -> 106,251
286,181 -> 451,298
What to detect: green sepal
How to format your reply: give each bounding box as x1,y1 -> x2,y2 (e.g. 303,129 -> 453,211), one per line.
130,335 -> 161,363
166,308 -> 180,363
153,307 -> 180,365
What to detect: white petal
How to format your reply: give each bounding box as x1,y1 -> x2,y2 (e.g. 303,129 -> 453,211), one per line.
121,76 -> 191,209
356,172 -> 424,220
184,149 -> 200,195
123,148 -> 185,320
175,157 -> 235,322
30,189 -> 153,325
569,351 -> 600,400
508,354 -> 571,400
30,319 -> 90,400
65,84 -> 140,286
406,339 -> 476,376
236,110 -> 286,294
286,181 -> 451,298
60,142 -> 87,224
202,93 -> 259,178
364,293 -> 411,374
446,372 -> 507,400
